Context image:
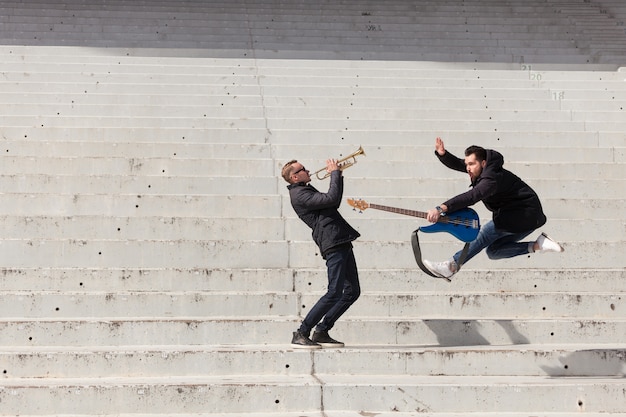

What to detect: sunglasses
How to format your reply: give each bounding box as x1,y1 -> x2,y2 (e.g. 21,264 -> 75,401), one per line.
293,167 -> 306,175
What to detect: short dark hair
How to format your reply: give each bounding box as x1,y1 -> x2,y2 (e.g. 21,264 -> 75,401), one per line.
465,145 -> 486,162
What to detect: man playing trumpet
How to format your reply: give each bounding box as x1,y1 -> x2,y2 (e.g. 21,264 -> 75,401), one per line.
282,158 -> 361,349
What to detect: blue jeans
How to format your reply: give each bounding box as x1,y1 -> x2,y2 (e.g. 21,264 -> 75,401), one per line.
299,245 -> 360,335
453,220 -> 535,266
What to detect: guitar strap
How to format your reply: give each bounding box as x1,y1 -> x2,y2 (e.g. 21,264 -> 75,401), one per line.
411,228 -> 470,282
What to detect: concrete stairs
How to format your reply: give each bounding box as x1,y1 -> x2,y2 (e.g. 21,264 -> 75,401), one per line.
1,0 -> 625,415
0,0 -> 625,63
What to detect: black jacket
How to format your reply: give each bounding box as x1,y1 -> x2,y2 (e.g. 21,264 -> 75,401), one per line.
437,149 -> 546,233
288,170 -> 360,258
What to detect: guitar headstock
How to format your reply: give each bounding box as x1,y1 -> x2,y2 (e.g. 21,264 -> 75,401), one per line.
347,198 -> 370,212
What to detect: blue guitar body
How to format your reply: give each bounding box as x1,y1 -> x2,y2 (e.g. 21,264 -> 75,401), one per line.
419,208 -> 480,242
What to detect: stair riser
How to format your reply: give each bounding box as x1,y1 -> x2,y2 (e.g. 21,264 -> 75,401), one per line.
0,381 -> 624,414
0,383 -> 319,414
2,292 -> 619,319
2,319 -> 626,346
2,348 -> 624,378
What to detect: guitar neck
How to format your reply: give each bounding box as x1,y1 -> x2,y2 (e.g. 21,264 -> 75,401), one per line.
368,203 -> 429,220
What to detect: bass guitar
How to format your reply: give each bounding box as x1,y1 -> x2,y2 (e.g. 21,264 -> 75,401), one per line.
347,198 -> 480,242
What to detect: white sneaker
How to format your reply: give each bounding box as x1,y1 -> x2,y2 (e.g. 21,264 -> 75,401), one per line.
423,259 -> 455,281
535,232 -> 564,253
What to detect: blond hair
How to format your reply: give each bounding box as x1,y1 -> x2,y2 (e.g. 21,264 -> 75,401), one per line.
281,160 -> 298,183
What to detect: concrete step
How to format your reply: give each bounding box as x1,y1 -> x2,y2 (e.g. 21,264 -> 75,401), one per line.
0,344 -> 624,378
271,143 -> 625,163
5,115 -> 621,136
0,79 -> 590,103
0,45 -> 619,71
2,59 -> 624,82
0,141 -> 273,157
4,414 -> 621,417
2,140 -> 621,161
0,115 -> 268,129
0,126 -> 272,142
0,374 -> 623,414
0,267 -> 296,292
0,375 -> 320,414
0,290 -> 621,320
1,0 -> 622,63
318,374 -> 626,413
0,268 -> 623,293
3,103 -> 597,123
267,118 -> 599,132
0,174 -> 280,195
317,291 -> 625,319
0,193 -> 618,221
0,156 -> 276,176
0,238 -> 618,269
9,92 -> 624,113
0,215 -> 286,241
2,317 -> 626,346
4,410 -> 626,417
6,71 -> 626,92
0,139 -> 626,167
0,291 -> 297,318
288,240 -> 618,269
0,193 -> 282,217
2,156 -> 624,180
0,174 -> 617,199
0,215 -> 615,242
4,105 -> 626,128
0,239 -> 289,269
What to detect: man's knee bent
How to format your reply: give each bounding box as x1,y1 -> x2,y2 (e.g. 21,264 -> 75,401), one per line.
486,246 -> 504,260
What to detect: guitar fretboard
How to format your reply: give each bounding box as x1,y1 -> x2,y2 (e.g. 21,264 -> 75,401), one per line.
368,203 -> 478,228
369,203 -> 431,221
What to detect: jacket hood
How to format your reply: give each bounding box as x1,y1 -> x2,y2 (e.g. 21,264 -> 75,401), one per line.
485,149 -> 504,171
470,149 -> 503,187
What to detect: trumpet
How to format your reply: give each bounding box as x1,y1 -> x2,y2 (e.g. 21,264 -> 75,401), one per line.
313,146 -> 365,180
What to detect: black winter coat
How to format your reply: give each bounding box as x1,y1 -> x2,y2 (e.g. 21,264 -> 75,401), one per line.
288,170 -> 360,258
437,149 -> 547,233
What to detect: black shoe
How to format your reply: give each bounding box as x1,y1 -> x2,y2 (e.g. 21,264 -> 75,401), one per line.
311,330 -> 345,348
290,331 -> 321,349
